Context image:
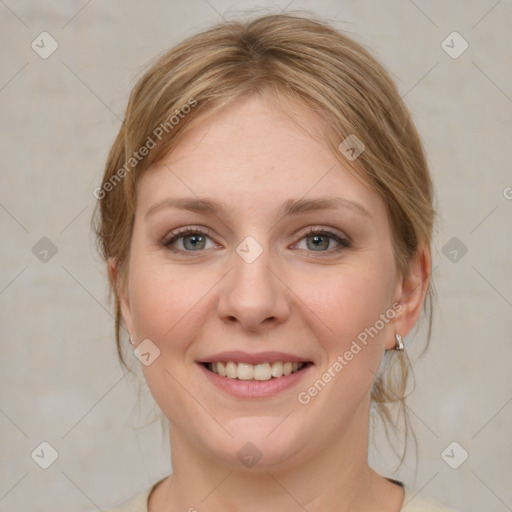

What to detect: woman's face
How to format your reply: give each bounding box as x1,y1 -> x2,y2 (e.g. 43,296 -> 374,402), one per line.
118,94 -> 411,470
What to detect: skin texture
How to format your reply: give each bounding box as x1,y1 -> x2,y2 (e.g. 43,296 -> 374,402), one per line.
111,93 -> 430,511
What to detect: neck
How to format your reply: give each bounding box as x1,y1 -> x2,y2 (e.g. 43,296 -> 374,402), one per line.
150,401 -> 403,512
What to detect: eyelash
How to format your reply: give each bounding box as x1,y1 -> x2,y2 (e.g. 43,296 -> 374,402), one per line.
162,227 -> 216,252
162,226 -> 351,255
301,227 -> 351,251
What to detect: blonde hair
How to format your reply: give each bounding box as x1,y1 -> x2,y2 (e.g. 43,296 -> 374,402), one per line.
94,12 -> 435,459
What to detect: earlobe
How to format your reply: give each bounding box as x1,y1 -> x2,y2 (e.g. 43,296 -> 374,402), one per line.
387,245 -> 431,349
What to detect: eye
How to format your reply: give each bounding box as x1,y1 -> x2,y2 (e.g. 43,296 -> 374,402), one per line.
162,226 -> 351,255
163,227 -> 217,252
294,227 -> 351,252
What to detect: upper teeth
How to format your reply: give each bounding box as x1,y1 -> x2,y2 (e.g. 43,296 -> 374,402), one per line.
208,361 -> 304,381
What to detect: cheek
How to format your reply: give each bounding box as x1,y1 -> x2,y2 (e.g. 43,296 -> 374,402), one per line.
127,257 -> 215,427
302,258 -> 395,380
127,256 -> 217,355
293,266 -> 395,423
306,260 -> 394,337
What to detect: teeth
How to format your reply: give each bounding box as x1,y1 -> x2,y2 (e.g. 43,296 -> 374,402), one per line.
207,361 -> 306,380
271,361 -> 283,377
237,363 -> 253,380
254,363 -> 271,381
226,361 -> 238,379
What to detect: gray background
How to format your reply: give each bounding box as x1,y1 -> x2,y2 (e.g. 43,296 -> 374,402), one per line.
1,1 -> 511,511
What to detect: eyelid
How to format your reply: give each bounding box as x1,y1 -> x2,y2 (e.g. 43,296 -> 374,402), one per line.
295,225 -> 350,242
161,226 -> 221,254
162,226 -> 216,245
291,225 -> 351,251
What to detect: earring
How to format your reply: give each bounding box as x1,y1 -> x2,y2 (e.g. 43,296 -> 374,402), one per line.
129,335 -> 135,346
394,332 -> 405,351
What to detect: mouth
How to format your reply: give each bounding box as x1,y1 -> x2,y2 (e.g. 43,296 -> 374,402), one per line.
201,360 -> 312,381
197,352 -> 314,399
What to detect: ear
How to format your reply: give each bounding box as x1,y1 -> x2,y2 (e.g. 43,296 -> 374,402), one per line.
386,244 -> 431,350
108,257 -> 135,336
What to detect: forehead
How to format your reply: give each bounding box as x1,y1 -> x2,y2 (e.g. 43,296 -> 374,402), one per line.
136,94 -> 387,224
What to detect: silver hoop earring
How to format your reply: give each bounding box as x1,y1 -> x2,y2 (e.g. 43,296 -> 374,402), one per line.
394,332 -> 405,351
129,335 -> 135,346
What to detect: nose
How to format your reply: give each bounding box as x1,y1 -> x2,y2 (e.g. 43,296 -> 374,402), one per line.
216,246 -> 291,332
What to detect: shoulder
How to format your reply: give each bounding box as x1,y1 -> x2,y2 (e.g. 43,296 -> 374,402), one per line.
104,490 -> 149,512
402,486 -> 459,512
104,481 -> 159,512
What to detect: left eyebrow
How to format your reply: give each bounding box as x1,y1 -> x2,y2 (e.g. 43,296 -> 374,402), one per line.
144,196 -> 372,219
280,197 -> 372,218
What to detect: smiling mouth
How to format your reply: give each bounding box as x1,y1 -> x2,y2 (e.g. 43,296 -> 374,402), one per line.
202,361 -> 312,381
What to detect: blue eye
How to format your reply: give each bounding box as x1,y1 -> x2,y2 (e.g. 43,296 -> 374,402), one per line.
163,228 -> 216,252
162,226 -> 351,254
296,228 -> 351,252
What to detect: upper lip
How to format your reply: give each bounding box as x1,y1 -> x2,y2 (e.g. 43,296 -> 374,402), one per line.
198,351 -> 311,365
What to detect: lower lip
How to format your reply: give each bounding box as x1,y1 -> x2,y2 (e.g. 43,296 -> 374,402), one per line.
198,363 -> 312,399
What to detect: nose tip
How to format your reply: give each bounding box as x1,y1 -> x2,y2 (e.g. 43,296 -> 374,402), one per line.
216,248 -> 290,332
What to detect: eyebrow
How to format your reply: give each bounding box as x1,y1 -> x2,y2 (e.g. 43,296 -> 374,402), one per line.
144,196 -> 372,219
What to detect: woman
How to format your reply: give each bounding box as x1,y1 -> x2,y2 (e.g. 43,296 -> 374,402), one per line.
95,12 -> 457,512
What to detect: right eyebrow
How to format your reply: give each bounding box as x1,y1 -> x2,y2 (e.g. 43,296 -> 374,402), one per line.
145,198 -> 221,219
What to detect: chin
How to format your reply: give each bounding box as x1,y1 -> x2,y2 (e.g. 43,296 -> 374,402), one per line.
204,419 -> 307,471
